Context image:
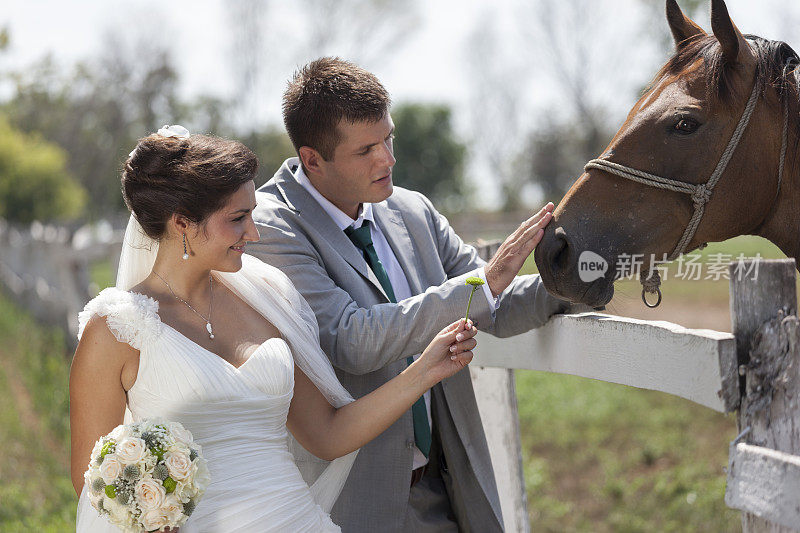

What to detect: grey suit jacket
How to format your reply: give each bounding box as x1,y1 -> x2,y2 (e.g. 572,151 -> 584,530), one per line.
250,158 -> 572,532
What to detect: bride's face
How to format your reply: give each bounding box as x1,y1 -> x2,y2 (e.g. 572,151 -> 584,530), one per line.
189,180 -> 260,272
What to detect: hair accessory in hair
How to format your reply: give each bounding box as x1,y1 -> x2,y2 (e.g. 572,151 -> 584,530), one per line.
128,125 -> 191,159
156,125 -> 191,139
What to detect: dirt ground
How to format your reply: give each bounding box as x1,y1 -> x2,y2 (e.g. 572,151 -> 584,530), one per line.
604,295 -> 733,332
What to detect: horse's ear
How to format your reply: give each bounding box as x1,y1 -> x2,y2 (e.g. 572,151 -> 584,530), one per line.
710,0 -> 750,64
666,0 -> 705,49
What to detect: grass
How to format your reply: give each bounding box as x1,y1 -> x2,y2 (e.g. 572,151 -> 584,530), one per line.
0,291 -> 75,532
515,372 -> 740,531
89,258 -> 114,293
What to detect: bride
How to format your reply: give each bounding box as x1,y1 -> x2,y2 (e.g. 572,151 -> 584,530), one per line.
70,127 -> 477,532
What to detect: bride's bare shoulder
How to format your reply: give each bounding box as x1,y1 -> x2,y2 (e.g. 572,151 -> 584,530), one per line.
73,313 -> 140,391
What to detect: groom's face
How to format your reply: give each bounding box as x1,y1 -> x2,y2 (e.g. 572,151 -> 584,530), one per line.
315,113 -> 396,219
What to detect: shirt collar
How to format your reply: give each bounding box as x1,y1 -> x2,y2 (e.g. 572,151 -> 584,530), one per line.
294,164 -> 374,230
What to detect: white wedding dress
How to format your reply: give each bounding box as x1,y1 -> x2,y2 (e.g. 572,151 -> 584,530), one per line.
75,244 -> 358,532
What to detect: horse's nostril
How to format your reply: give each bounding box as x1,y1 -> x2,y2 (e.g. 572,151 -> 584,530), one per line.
549,227 -> 571,275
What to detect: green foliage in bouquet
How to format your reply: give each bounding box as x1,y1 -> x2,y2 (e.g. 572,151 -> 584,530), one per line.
100,440 -> 116,458
163,477 -> 177,494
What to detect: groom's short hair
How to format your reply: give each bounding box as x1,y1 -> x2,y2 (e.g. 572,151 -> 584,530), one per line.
283,57 -> 390,160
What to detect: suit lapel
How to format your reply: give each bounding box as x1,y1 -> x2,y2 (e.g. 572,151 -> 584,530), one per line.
372,203 -> 424,295
272,162 -> 390,301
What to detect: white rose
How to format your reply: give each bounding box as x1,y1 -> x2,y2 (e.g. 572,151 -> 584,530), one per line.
194,457 -> 211,492
164,451 -> 193,481
162,494 -> 185,523
135,478 -> 166,511
89,491 -> 103,510
115,437 -> 147,464
139,508 -> 169,531
105,496 -> 130,523
90,440 -> 104,459
108,424 -> 131,441
167,422 -> 194,445
99,453 -> 122,484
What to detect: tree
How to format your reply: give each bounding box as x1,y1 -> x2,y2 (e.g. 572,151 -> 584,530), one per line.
518,117 -> 613,202
464,11 -> 529,211
239,127 -> 297,185
223,0 -> 421,133
1,33 -> 227,219
0,117 -> 86,223
391,103 -> 470,212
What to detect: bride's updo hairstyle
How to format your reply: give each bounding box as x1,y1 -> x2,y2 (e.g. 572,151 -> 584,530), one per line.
122,133 -> 258,240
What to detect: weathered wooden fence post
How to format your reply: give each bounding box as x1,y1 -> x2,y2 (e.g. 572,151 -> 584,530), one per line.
727,258 -> 800,531
470,241 -> 530,533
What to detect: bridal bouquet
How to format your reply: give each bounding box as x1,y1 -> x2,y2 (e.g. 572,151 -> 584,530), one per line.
84,419 -> 211,532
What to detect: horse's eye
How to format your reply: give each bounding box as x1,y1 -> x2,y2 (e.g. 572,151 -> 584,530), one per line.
674,118 -> 700,134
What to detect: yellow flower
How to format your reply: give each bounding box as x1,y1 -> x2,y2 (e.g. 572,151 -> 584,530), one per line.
464,277 -> 485,322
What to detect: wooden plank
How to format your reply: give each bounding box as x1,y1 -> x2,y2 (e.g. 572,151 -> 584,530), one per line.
472,312 -> 737,412
470,240 -> 530,533
730,259 -> 800,533
470,367 -> 529,533
726,443 -> 800,531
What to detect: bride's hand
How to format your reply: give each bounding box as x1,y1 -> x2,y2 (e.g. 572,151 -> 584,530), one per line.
416,319 -> 477,385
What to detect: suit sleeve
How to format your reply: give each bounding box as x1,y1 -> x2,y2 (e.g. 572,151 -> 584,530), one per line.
415,192 -> 573,338
249,212 -> 497,376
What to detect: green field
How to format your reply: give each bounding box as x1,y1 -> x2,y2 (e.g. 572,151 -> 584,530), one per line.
0,292 -> 75,532
516,372 -> 740,531
0,234 -> 792,530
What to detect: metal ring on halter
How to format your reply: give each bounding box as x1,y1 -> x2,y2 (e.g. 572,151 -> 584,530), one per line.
642,287 -> 662,308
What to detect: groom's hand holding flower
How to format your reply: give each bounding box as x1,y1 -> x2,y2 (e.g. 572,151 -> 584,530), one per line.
484,202 -> 555,298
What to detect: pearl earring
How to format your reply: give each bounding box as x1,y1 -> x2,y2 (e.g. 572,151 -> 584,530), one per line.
182,234 -> 189,260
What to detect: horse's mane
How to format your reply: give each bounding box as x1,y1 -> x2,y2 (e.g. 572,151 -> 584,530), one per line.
655,34 -> 800,106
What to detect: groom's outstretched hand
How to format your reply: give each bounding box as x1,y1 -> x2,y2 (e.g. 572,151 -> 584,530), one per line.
484,202 -> 555,297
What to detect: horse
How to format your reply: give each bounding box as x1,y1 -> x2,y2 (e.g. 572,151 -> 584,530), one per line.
533,0 -> 800,308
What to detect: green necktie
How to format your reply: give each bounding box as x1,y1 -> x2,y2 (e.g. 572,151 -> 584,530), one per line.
344,222 -> 432,458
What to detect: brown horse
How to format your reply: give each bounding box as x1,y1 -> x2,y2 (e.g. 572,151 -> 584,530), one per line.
534,0 -> 800,308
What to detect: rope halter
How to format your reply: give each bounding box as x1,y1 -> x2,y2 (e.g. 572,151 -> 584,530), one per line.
583,77 -> 788,308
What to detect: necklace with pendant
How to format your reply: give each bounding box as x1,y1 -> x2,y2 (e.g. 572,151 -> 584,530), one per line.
153,271 -> 215,339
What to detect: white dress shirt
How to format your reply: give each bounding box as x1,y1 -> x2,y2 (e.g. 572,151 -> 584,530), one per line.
294,165 -> 497,469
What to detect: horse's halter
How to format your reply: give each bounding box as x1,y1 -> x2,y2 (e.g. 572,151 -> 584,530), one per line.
584,74 -> 789,308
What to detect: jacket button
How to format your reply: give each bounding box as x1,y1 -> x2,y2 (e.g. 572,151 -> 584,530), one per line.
406,439 -> 415,449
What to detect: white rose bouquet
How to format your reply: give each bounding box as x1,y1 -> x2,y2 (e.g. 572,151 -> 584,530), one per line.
84,419 -> 211,532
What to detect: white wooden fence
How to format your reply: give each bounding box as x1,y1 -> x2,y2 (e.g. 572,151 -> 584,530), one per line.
0,218 -> 123,347
470,247 -> 800,532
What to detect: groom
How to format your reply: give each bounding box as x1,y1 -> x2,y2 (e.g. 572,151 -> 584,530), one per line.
250,57 -> 574,532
